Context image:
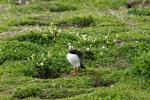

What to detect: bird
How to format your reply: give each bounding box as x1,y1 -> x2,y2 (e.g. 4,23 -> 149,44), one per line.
66,43 -> 85,76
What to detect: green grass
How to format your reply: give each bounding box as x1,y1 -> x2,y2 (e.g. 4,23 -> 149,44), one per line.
0,0 -> 150,99
128,7 -> 150,16
57,16 -> 96,27
49,3 -> 77,12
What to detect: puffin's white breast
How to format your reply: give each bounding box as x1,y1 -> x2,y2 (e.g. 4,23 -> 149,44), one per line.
67,53 -> 80,67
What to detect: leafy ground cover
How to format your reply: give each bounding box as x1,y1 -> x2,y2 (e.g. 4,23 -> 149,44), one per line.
0,0 -> 150,99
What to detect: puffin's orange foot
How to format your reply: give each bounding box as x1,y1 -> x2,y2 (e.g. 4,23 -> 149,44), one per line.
72,73 -> 77,76
70,70 -> 75,75
73,72 -> 79,76
71,71 -> 78,76
71,67 -> 80,76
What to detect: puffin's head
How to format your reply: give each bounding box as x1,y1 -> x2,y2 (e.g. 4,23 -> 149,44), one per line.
67,43 -> 75,51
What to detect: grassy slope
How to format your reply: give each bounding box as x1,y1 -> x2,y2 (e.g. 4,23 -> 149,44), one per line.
0,0 -> 150,99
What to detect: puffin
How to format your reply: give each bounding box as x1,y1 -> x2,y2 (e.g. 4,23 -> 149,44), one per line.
66,43 -> 85,75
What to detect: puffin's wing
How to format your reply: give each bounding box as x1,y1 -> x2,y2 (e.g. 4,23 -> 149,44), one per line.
67,53 -> 80,67
72,50 -> 83,58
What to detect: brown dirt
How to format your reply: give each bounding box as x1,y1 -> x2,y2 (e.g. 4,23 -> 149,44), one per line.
0,4 -> 8,13
0,32 -> 17,40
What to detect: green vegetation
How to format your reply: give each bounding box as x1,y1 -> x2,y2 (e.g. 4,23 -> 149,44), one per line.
13,85 -> 42,99
128,51 -> 150,77
57,16 -> 96,27
49,4 -> 77,12
128,7 -> 150,16
0,0 -> 150,99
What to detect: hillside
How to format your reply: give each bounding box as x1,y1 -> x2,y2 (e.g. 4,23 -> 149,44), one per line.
0,0 -> 150,99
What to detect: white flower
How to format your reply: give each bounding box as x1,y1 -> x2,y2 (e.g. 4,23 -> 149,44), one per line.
101,46 -> 106,49
38,28 -> 42,31
36,63 -> 39,66
43,34 -> 47,38
50,22 -> 53,26
43,58 -> 46,61
135,41 -> 138,43
54,27 -> 57,30
116,34 -> 119,37
110,85 -> 114,88
82,34 -> 87,41
31,54 -> 35,59
93,40 -> 96,43
51,30 -> 54,34
40,63 -> 44,66
76,32 -> 79,36
104,35 -> 108,39
86,48 -> 90,51
58,29 -> 61,33
100,52 -> 103,55
18,0 -> 22,3
24,27 -> 28,31
48,52 -> 51,57
113,39 -> 117,42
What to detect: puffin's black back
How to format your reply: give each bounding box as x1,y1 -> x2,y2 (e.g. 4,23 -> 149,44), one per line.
68,49 -> 85,69
69,50 -> 83,58
126,3 -> 132,8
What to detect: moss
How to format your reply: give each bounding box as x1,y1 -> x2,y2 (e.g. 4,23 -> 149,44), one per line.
40,88 -> 94,99
32,55 -> 71,79
16,31 -> 55,45
49,4 -> 77,12
57,16 -> 96,27
127,51 -> 150,77
128,8 -> 150,16
0,41 -> 43,64
67,84 -> 150,100
13,85 -> 42,99
0,96 -> 12,100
